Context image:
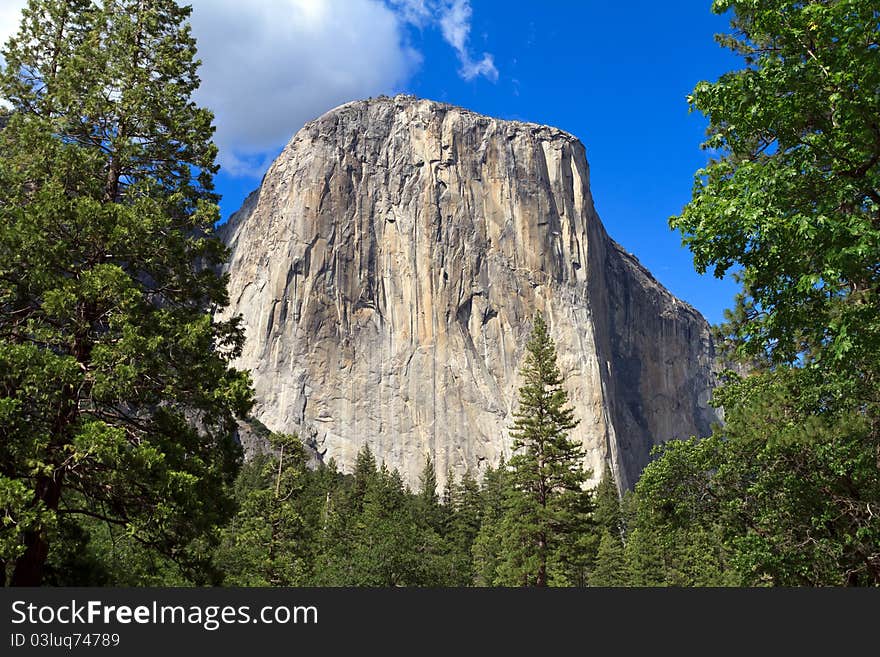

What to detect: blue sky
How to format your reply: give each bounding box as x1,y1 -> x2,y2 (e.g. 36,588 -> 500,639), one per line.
398,2 -> 744,326
0,1 -> 743,325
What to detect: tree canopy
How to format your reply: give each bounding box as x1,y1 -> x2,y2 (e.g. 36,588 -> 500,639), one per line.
660,0 -> 880,586
672,0 -> 880,374
0,0 -> 252,585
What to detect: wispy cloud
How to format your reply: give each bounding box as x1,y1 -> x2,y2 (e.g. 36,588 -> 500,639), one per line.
437,0 -> 498,82
390,0 -> 498,82
388,0 -> 432,27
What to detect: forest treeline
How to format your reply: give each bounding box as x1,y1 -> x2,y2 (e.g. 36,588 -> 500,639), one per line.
35,314 -> 736,587
1,0 -> 878,586
42,440 -> 732,587
40,434 -> 737,587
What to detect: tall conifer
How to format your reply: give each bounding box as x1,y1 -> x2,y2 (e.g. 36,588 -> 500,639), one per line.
0,0 -> 251,585
497,314 -> 592,586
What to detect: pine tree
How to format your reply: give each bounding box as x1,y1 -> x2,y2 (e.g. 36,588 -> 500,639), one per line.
313,447 -> 377,585
472,461 -> 508,586
583,463 -> 625,586
441,466 -> 457,508
412,454 -> 448,585
594,464 -> 623,538
316,454 -> 440,586
590,530 -> 628,587
446,469 -> 482,586
416,454 -> 443,531
352,466 -> 420,586
0,0 -> 252,585
497,314 -> 592,587
351,445 -> 378,511
216,434 -> 312,586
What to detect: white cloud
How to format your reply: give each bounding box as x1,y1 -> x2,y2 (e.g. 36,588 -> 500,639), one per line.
394,0 -> 498,82
437,0 -> 498,82
439,0 -> 468,52
0,0 -> 499,177
189,0 -> 498,173
388,0 -> 432,27
458,51 -> 498,82
189,0 -> 421,175
0,1 -> 420,175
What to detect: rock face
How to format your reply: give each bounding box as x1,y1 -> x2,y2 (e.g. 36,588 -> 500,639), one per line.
218,95 -> 718,490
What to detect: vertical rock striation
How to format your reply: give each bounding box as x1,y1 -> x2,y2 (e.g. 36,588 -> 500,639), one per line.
218,95 -> 718,490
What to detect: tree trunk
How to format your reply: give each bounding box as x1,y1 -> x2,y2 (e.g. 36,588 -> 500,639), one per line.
12,307 -> 91,586
105,154 -> 122,202
536,532 -> 547,587
11,474 -> 62,586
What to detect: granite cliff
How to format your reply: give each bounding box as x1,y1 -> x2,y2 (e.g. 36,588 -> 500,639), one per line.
218,95 -> 718,490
